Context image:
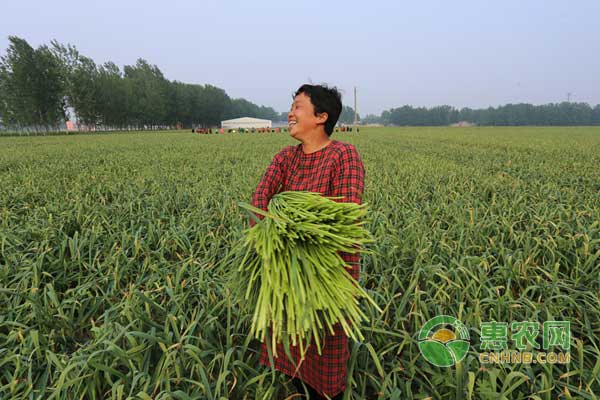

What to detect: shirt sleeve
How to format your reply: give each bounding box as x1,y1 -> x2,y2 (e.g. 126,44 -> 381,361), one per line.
249,148 -> 287,226
330,144 -> 365,205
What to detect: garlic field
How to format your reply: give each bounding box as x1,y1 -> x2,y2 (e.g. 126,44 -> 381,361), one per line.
1,127 -> 599,399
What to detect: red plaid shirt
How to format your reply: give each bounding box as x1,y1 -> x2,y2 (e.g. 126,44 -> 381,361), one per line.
250,140 -> 365,397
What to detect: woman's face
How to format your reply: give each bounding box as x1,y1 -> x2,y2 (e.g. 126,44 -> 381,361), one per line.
288,93 -> 327,141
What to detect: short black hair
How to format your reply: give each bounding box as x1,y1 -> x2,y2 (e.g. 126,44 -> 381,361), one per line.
294,84 -> 342,136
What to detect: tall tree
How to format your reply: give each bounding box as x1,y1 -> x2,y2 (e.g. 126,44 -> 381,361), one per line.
1,37 -> 66,131
96,62 -> 129,129
32,44 -> 65,130
0,64 -> 11,127
0,36 -> 38,129
200,85 -> 230,127
124,59 -> 169,128
52,41 -> 100,128
592,105 -> 600,125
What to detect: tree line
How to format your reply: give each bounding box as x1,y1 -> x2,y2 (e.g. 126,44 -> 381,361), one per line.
5,35 -> 595,131
362,102 -> 600,126
0,36 -> 280,133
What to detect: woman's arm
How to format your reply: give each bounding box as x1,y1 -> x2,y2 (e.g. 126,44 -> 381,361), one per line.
249,149 -> 287,226
331,144 -> 365,280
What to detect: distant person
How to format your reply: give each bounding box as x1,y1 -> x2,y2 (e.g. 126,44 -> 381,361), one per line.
249,84 -> 364,400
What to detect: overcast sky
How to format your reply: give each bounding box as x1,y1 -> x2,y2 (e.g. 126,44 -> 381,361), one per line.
2,0 -> 599,115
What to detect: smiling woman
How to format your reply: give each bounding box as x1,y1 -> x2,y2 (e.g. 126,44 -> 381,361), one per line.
250,84 -> 365,400
287,84 -> 342,147
287,93 -> 327,142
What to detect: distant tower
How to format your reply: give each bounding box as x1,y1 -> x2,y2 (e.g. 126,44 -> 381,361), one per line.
567,92 -> 572,102
353,86 -> 358,129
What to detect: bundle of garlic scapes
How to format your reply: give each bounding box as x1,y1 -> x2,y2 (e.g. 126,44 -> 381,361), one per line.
236,191 -> 380,358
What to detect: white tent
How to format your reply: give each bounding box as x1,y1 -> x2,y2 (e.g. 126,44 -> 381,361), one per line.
221,117 -> 272,130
